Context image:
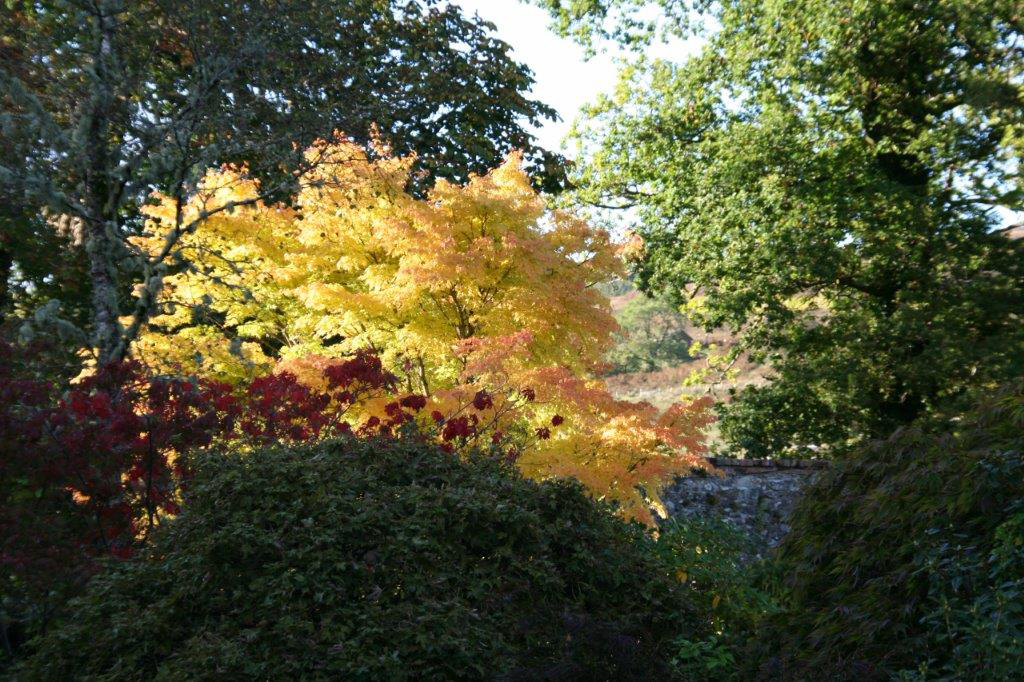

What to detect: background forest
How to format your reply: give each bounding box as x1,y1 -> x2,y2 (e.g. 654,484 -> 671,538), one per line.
1,0 -> 1022,679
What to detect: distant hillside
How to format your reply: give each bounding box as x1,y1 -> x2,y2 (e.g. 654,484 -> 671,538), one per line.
608,288 -> 641,313
601,280 -> 771,448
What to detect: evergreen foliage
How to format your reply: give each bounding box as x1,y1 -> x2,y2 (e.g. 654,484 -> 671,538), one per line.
655,518 -> 779,681
759,385 -> 1024,679
17,438 -> 705,680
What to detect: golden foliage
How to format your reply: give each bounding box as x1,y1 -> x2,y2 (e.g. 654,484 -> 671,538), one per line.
133,137 -> 711,522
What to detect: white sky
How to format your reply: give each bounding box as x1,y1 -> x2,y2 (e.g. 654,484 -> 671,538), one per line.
450,0 -> 701,156
450,0 -> 619,153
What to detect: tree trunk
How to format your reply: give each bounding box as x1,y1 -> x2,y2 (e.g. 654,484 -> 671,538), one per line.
85,2 -> 124,366
0,244 -> 11,324
85,218 -> 123,365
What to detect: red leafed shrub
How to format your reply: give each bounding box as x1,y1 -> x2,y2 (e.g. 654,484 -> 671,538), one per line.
399,394 -> 427,411
472,389 -> 494,411
0,343 -> 405,653
0,339 -> 524,659
442,415 -> 475,442
324,351 -> 396,393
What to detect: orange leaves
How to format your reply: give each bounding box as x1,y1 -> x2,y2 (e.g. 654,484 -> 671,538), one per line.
655,397 -> 717,451
618,230 -> 646,266
512,364 -> 712,523
136,136 -> 710,524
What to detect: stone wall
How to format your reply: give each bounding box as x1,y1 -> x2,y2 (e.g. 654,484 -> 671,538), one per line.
660,457 -> 828,552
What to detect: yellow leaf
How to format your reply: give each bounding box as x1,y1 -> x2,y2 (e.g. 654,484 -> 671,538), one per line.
136,137 -> 711,525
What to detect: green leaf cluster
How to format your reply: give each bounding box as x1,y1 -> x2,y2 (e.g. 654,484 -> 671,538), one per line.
16,438 -> 709,679
655,517 -> 780,681
541,0 -> 1024,455
759,385 -> 1024,679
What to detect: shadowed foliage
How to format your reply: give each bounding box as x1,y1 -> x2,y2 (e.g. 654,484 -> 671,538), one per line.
16,437 -> 707,679
757,385 -> 1024,679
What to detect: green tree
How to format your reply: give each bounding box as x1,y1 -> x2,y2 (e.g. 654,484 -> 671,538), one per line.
607,294 -> 691,374
0,22 -> 91,331
1,0 -> 561,364
536,0 -> 1024,456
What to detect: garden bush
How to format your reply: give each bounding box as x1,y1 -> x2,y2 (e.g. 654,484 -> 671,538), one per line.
654,518 -> 779,681
0,345 -> 399,664
756,385 -> 1024,680
16,437 -> 706,680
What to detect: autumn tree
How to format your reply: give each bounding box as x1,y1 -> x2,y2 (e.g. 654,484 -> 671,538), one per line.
536,0 -> 1024,456
133,139 -> 711,521
1,0 -> 561,365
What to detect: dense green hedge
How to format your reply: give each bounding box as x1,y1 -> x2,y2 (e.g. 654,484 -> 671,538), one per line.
16,437 -> 705,680
654,518 -> 779,681
757,386 -> 1024,680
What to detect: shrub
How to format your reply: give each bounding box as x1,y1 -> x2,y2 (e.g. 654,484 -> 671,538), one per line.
16,438 -> 707,680
757,385 -> 1024,680
0,345 -> 401,665
654,519 -> 780,681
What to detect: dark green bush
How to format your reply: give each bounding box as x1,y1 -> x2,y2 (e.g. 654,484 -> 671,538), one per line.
757,385 -> 1024,680
16,437 -> 706,680
654,519 -> 779,681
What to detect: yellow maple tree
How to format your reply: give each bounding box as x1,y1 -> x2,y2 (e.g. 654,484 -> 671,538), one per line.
133,137 -> 711,522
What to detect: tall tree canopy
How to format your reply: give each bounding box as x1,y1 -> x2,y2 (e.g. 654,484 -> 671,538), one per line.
132,139 -> 711,522
1,0 -> 561,363
538,0 -> 1024,455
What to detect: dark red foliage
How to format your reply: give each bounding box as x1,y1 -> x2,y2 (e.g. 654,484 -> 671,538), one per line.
4,361 -> 237,571
535,427 -> 551,440
324,351 -> 396,392
399,394 -> 427,411
520,387 -> 536,402
442,415 -> 474,442
551,415 -> 564,427
240,371 -> 333,446
0,342 -> 406,632
472,390 -> 493,411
